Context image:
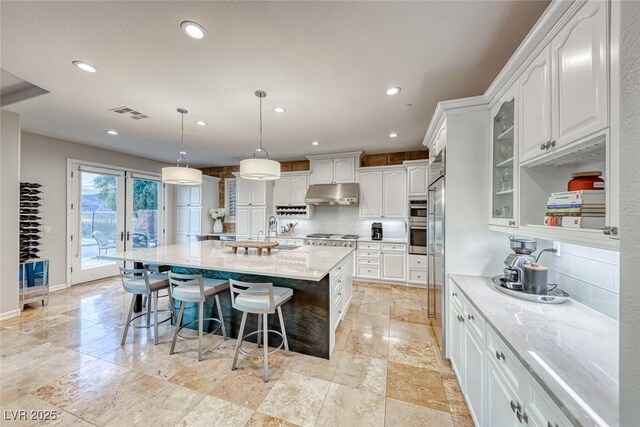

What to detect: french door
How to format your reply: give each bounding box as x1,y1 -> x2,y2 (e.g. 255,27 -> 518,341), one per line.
69,163 -> 165,285
70,164 -> 126,284
125,173 -> 163,251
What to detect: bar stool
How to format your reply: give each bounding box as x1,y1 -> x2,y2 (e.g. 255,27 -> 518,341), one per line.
168,272 -> 229,361
229,279 -> 293,382
120,267 -> 173,346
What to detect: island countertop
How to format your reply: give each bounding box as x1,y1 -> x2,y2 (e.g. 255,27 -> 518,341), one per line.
101,240 -> 354,281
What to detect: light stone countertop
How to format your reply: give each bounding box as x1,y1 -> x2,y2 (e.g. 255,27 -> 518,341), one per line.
101,240 -> 354,281
450,274 -> 618,427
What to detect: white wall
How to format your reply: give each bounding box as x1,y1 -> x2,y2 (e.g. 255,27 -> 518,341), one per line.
619,0 -> 640,423
0,111 -> 21,318
20,132 -> 176,287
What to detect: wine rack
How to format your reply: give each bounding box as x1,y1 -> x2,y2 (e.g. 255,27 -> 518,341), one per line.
19,182 -> 49,310
275,205 -> 312,219
20,182 -> 43,262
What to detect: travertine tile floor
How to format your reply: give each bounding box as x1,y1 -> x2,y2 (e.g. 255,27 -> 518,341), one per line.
0,277 -> 473,427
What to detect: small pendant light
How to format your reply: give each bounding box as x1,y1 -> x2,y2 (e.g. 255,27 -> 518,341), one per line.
162,108 -> 203,185
239,90 -> 281,180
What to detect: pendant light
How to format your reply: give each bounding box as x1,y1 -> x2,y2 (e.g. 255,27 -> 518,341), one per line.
239,90 -> 281,180
162,108 -> 203,185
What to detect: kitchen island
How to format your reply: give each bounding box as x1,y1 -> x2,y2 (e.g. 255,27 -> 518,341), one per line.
101,240 -> 354,358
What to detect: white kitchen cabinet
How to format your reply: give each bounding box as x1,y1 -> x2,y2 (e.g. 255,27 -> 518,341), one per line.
551,0 -> 608,149
464,325 -> 484,426
490,85 -> 519,227
359,167 -> 407,219
273,177 -> 290,206
333,157 -> 356,183
359,170 -> 383,218
177,185 -> 202,206
486,359 -> 522,427
382,169 -> 407,218
311,159 -> 334,184
290,175 -> 308,205
519,46 -> 552,163
449,300 -> 464,377
237,177 -> 267,206
381,252 -> 405,282
235,206 -> 266,240
176,206 -> 201,244
307,152 -> 361,185
523,371 -> 573,427
407,164 -> 428,198
273,174 -> 308,206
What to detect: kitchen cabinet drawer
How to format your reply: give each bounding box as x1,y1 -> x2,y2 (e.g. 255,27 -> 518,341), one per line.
357,265 -> 380,279
331,263 -> 346,283
357,250 -> 380,259
409,269 -> 427,284
358,257 -> 380,266
381,243 -> 406,252
463,300 -> 486,341
408,254 -> 427,269
450,282 -> 464,310
487,326 -> 523,394
524,371 -> 573,427
358,242 -> 381,250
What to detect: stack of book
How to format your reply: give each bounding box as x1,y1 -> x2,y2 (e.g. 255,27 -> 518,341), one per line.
544,190 -> 605,229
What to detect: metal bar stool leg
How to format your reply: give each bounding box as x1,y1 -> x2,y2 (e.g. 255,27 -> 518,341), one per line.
146,293 -> 152,328
257,314 -> 262,348
153,291 -> 159,345
121,294 -> 136,346
232,311 -> 248,370
198,301 -> 204,361
277,306 -> 290,356
214,294 -> 227,340
263,313 -> 269,382
170,301 -> 185,355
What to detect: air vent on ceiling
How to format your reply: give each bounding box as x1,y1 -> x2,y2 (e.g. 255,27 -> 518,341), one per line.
109,106 -> 149,120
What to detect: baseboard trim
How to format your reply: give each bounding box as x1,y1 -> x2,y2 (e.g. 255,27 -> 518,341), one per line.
49,283 -> 69,293
0,309 -> 21,321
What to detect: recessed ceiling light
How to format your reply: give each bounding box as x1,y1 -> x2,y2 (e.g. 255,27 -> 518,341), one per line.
273,106 -> 286,113
386,86 -> 401,96
312,141 -> 319,146
195,120 -> 207,126
72,61 -> 97,73
389,132 -> 398,138
106,130 -> 118,135
181,21 -> 207,40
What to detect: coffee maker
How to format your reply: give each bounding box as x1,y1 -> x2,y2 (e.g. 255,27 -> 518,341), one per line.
503,236 -> 537,290
371,222 -> 383,240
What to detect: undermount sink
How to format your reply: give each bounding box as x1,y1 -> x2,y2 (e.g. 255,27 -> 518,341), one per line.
273,246 -> 302,251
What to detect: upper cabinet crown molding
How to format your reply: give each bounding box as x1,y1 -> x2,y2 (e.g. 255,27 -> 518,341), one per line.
305,151 -> 363,161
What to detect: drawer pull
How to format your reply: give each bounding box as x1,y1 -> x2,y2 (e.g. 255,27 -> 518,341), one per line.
510,400 -> 521,413
518,410 -> 528,424
495,350 -> 506,361
467,314 -> 474,321
452,291 -> 458,297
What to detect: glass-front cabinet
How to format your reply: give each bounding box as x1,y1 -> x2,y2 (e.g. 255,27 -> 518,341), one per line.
489,86 -> 518,227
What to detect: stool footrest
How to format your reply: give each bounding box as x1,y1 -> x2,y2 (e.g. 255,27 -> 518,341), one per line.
176,318 -> 223,340
128,309 -> 173,329
239,329 -> 284,356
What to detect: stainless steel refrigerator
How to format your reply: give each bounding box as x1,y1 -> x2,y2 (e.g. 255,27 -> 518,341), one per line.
427,146 -> 445,357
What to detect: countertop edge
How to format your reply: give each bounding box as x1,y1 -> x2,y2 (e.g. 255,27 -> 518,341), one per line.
449,273 -> 617,427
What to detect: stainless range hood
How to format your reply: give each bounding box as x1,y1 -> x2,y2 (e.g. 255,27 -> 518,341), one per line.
304,183 -> 359,205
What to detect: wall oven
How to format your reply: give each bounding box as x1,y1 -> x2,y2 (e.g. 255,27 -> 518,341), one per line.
409,200 -> 427,254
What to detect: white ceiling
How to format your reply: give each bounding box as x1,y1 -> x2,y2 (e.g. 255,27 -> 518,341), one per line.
1,1 -> 549,166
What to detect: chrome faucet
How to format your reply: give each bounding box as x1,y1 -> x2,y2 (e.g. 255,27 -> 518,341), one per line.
267,216 -> 278,242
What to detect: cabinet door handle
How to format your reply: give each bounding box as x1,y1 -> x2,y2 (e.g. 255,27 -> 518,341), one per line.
510,400 -> 521,413
550,140 -> 556,148
496,350 -> 505,361
520,410 -> 528,424
452,291 -> 457,297
540,142 -> 546,151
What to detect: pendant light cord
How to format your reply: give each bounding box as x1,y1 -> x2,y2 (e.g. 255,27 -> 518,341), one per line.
177,108 -> 189,167
255,91 -> 269,158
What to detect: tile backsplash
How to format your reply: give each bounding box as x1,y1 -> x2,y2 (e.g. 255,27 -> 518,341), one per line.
542,241 -> 620,320
291,205 -> 407,239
